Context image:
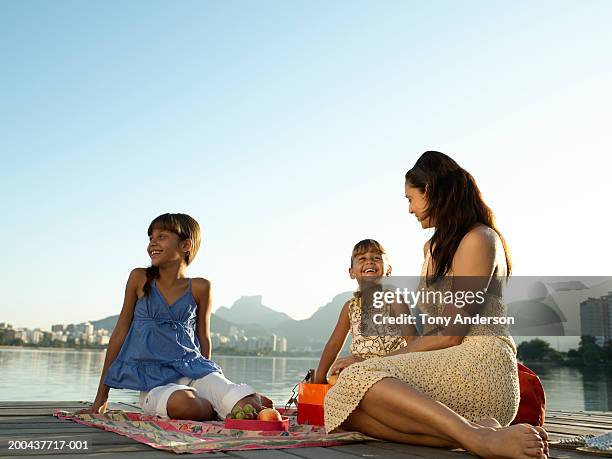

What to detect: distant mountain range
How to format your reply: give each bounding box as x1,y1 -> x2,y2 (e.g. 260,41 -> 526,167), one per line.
215,295 -> 293,328
89,291 -> 354,351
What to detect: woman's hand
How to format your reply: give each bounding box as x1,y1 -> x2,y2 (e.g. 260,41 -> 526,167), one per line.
329,355 -> 365,375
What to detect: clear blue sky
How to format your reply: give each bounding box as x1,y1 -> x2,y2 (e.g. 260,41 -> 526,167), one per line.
1,1 -> 610,330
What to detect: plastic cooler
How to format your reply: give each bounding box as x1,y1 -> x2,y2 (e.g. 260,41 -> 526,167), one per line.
297,382 -> 331,426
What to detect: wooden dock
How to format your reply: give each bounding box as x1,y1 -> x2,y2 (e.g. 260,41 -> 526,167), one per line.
1,402 -> 610,458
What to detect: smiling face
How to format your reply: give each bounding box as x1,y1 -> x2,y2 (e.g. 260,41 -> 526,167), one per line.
349,250 -> 390,285
405,182 -> 433,229
147,228 -> 192,268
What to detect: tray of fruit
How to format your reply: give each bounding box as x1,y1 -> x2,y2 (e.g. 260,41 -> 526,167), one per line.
224,405 -> 289,431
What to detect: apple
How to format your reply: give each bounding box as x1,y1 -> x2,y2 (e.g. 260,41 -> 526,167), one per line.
257,408 -> 282,422
327,373 -> 339,386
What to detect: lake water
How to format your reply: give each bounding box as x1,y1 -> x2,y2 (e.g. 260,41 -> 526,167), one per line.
1,348 -> 610,412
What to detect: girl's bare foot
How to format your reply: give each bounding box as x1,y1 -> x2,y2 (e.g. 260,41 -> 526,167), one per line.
465,423 -> 547,459
231,393 -> 273,414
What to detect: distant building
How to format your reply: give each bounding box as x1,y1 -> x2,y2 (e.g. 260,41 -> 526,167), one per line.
94,335 -> 110,345
14,329 -> 28,342
580,292 -> 612,345
276,336 -> 288,353
0,327 -> 16,344
51,324 -> 65,333
52,332 -> 68,343
28,329 -> 44,344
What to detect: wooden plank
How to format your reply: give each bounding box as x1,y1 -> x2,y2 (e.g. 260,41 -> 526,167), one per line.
373,441 -> 471,457
226,450 -> 302,458
547,412 -> 612,420
0,408 -> 140,416
328,441 -> 466,458
0,402 -> 138,412
0,402 -> 91,407
547,412 -> 612,421
0,420 -> 86,427
0,401 -> 137,408
544,423 -> 609,436
546,420 -> 612,430
549,448 -> 606,459
546,416 -> 612,427
0,416 -> 55,423
0,431 -> 146,445
1,431 -> 233,457
337,440 -> 595,459
547,410 -> 612,415
285,446 -> 363,458
0,408 -> 132,422
0,444 -> 161,456
0,427 -> 104,434
8,451 -> 230,458
546,419 -> 612,429
545,420 -> 611,432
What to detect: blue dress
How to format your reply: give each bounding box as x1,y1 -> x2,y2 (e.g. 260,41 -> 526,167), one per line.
104,279 -> 221,391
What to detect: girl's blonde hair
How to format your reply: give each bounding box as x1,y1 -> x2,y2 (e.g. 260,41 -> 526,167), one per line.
350,239 -> 387,267
144,213 -> 201,296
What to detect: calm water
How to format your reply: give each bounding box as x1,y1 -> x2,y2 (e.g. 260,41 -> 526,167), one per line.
1,348 -> 610,411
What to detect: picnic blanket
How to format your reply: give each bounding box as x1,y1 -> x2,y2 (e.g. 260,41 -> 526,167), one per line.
53,409 -> 373,453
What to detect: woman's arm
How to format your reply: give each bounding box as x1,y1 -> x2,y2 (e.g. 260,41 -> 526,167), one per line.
386,227 -> 499,356
86,268 -> 142,413
388,299 -> 419,346
193,278 -> 212,360
314,301 -> 351,383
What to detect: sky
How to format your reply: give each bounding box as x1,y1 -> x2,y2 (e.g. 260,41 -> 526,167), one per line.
1,0 -> 610,330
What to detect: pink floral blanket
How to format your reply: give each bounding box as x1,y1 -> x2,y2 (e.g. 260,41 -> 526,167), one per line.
53,409 -> 372,453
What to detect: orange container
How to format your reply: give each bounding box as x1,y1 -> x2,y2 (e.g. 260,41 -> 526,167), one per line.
297,382 -> 330,426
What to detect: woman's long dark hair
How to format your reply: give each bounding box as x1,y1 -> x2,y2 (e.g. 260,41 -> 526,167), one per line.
405,151 -> 511,281
144,213 -> 201,296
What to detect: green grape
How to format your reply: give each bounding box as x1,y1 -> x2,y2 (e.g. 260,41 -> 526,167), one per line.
242,404 -> 255,414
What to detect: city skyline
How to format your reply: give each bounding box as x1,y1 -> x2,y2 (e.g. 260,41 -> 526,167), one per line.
1,1 -> 611,330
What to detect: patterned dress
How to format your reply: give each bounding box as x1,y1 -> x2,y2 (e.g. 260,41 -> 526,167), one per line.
348,293 -> 406,358
324,253 -> 520,433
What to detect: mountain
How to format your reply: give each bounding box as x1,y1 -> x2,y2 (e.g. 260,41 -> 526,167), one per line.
215,295 -> 293,328
272,292 -> 353,349
89,312 -> 266,338
87,291 -> 355,351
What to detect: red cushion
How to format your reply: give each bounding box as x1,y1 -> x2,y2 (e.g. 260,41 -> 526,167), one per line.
511,363 -> 546,426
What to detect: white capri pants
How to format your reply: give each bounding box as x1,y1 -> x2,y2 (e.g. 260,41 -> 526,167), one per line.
139,371 -> 255,419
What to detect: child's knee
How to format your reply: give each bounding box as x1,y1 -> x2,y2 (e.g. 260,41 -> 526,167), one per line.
167,390 -> 213,420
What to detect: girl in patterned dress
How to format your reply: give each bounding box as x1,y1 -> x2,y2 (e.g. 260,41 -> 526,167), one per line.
313,239 -> 412,384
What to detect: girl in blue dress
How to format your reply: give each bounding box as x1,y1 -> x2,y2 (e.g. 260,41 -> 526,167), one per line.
87,213 -> 271,420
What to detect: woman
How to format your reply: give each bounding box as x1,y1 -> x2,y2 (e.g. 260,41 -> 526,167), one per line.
324,151 -> 548,459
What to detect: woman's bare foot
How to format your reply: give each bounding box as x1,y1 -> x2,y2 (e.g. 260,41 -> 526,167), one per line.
465,423 -> 547,459
473,417 -> 503,429
533,426 -> 549,456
